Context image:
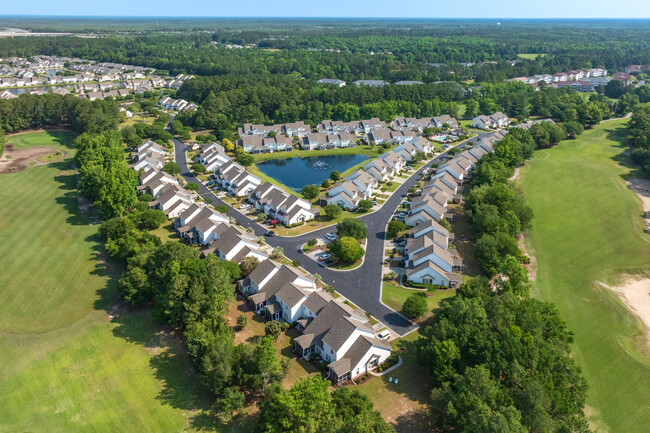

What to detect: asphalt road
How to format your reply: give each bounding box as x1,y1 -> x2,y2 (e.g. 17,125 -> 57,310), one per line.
173,133 -> 487,336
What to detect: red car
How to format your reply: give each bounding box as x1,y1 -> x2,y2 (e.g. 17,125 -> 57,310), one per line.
269,219 -> 280,225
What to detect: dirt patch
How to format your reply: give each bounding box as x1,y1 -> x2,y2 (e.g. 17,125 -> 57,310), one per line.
627,178 -> 650,234
600,276 -> 650,352
0,144 -> 65,174
517,233 -> 537,281
509,166 -> 521,182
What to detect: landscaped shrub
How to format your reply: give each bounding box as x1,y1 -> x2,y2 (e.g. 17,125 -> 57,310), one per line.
402,293 -> 428,319
236,314 -> 247,329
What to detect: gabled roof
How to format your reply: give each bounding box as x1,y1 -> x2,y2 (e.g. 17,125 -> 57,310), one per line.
328,335 -> 391,377
301,300 -> 367,350
303,290 -> 334,315
410,243 -> 454,268
405,218 -> 451,239
275,283 -> 310,309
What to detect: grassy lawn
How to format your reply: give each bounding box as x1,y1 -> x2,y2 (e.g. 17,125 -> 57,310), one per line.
5,130 -> 74,154
379,180 -> 401,193
120,114 -> 156,129
149,220 -> 179,243
519,119 -> 650,433
381,281 -> 456,321
269,209 -> 359,237
516,53 -> 547,59
0,131 -> 226,432
356,332 -> 432,432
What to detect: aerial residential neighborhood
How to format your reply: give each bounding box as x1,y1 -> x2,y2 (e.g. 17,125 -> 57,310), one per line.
2,10 -> 650,433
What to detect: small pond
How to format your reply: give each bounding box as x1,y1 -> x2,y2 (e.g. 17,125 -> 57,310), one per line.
256,154 -> 369,191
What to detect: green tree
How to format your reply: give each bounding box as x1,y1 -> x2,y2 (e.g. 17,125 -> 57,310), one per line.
185,182 -> 200,191
128,209 -> 167,230
236,153 -> 255,166
402,293 -> 428,319
329,236 -> 365,264
465,99 -> 479,118
240,256 -> 260,277
330,170 -> 341,181
190,162 -> 206,173
215,386 -> 245,421
387,219 -> 407,238
564,121 -> 584,138
222,138 -> 235,152
323,203 -> 342,220
162,162 -> 181,175
264,320 -> 284,340
336,218 -> 368,240
357,199 -> 373,211
430,366 -> 527,433
252,335 -> 286,390
258,376 -> 338,433
270,246 -> 284,259
236,314 -> 248,329
301,184 -> 321,200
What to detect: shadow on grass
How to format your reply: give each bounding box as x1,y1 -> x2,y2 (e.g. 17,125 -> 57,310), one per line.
394,407 -> 432,433
606,124 -> 648,181
110,310 -> 230,430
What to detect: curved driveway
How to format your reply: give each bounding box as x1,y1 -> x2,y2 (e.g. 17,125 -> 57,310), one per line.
173,134 -> 486,336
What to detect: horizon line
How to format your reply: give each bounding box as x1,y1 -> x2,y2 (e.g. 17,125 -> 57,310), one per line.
1,15 -> 649,20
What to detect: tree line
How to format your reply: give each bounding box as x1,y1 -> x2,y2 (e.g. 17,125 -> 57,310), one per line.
415,127 -> 591,432
628,103 -> 650,177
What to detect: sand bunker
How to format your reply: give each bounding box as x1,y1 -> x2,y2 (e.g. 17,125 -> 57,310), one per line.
0,144 -> 64,174
600,277 -> 650,351
627,178 -> 650,234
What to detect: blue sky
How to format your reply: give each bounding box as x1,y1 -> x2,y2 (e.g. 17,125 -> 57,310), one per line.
3,0 -> 650,18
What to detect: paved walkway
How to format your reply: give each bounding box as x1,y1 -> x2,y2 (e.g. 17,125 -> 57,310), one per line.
172,133 -> 488,336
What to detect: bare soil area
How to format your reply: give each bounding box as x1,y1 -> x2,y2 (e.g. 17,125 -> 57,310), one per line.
600,277 -> 650,352
517,233 -> 537,281
0,144 -> 64,174
627,178 -> 650,234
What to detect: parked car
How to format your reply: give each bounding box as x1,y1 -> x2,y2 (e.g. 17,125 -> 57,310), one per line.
319,253 -> 331,261
372,200 -> 378,206
265,230 -> 275,237
325,233 -> 337,242
377,331 -> 391,340
206,180 -> 215,186
396,212 -> 406,219
269,219 -> 280,225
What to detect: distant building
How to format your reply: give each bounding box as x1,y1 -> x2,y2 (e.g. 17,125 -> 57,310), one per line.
318,78 -> 346,87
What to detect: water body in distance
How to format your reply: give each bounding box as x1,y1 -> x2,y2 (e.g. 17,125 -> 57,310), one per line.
256,154 -> 369,191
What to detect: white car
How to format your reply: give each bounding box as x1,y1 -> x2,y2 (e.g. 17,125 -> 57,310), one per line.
396,212 -> 406,219
325,233 -> 337,242
377,331 -> 391,340
319,253 -> 331,261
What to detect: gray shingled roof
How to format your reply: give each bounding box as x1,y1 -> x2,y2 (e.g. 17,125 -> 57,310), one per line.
274,283 -> 310,309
